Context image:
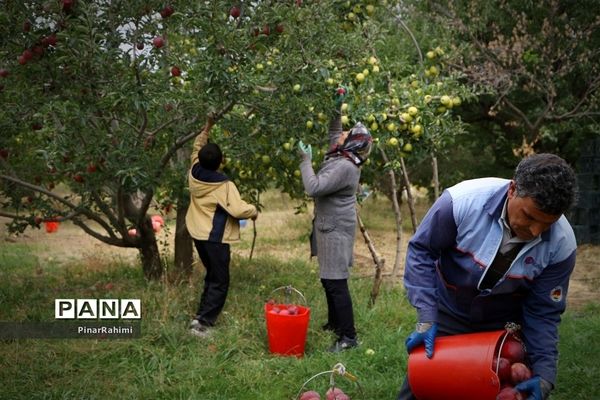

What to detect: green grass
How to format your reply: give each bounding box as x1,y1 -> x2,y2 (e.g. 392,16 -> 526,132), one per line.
0,244 -> 598,399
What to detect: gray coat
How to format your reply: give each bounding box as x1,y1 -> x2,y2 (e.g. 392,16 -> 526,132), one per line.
299,115 -> 360,279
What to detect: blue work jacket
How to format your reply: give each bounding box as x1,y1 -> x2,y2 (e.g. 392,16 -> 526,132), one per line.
404,178 -> 577,385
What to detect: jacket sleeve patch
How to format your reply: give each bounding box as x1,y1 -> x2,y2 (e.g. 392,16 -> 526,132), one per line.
550,286 -> 563,302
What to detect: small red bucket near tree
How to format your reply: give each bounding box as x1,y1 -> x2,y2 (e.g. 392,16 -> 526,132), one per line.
44,220 -> 60,233
264,285 -> 310,357
408,323 -> 532,400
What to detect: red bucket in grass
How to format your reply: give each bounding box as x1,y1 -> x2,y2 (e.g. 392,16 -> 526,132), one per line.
44,221 -> 60,233
408,329 -> 521,400
265,302 -> 310,357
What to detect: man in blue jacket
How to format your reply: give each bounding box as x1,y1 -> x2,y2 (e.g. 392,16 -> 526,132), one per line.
398,153 -> 578,400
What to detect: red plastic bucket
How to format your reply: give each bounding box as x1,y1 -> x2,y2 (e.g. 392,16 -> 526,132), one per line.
265,302 -> 310,357
44,221 -> 60,233
408,330 -> 517,400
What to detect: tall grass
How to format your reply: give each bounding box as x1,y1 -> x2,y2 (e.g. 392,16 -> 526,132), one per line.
0,247 -> 598,399
0,191 -> 598,399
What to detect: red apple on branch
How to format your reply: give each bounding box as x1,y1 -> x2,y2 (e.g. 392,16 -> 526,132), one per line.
160,5 -> 174,18
171,66 -> 181,76
153,36 -> 165,48
229,6 -> 241,19
42,34 -> 58,47
62,0 -> 75,13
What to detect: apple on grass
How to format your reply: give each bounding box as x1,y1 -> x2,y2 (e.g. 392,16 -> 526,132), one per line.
171,66 -> 181,77
299,390 -> 320,400
326,387 -> 349,400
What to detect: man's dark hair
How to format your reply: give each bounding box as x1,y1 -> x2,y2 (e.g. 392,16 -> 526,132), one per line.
513,153 -> 578,215
198,143 -> 222,171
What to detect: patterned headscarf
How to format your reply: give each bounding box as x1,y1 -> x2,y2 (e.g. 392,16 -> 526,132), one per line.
327,122 -> 373,166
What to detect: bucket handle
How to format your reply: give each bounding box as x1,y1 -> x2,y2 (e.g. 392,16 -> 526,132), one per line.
494,322 -> 523,376
294,363 -> 365,400
268,285 -> 307,305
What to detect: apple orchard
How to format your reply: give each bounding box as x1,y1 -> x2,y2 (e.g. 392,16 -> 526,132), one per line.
0,1 -> 473,279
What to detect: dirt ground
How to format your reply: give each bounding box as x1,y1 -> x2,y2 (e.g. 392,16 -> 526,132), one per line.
1,206 -> 598,308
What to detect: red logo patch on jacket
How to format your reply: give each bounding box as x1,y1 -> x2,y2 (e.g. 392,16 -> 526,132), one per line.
550,286 -> 563,302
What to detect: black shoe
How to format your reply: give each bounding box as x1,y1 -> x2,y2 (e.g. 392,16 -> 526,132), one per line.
322,322 -> 336,332
328,335 -> 358,353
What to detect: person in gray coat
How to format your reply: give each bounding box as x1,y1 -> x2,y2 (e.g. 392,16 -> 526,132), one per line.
298,87 -> 373,352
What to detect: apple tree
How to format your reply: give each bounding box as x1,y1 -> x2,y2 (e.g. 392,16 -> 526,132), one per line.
411,0 -> 600,176
0,0 -> 475,280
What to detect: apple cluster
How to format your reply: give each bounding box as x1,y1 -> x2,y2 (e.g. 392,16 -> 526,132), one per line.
268,304 -> 300,316
493,336 -> 533,399
300,386 -> 351,400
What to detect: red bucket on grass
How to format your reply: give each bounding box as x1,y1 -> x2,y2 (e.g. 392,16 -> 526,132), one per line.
265,303 -> 310,357
408,329 -> 522,400
44,221 -> 60,233
264,285 -> 310,357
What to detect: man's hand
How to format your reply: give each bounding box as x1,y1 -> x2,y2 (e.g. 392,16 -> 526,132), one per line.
405,322 -> 437,359
298,140 -> 312,160
514,376 -> 553,400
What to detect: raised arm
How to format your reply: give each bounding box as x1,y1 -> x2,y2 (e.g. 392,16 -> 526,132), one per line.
190,120 -> 214,166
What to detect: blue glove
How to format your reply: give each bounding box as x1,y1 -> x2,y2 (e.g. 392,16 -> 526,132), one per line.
405,322 -> 437,359
514,376 -> 553,400
298,140 -> 312,160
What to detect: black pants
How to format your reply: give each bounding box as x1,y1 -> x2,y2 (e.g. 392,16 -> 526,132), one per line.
321,278 -> 356,339
396,305 -> 512,399
193,240 -> 230,326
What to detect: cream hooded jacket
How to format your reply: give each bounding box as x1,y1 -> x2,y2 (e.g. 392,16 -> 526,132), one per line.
185,134 -> 257,243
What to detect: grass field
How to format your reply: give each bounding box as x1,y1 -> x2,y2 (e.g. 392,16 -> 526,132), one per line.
0,192 -> 598,399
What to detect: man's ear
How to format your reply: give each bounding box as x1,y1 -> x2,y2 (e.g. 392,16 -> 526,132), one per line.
508,180 -> 516,198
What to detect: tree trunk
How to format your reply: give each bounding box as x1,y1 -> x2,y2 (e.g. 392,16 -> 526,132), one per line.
356,209 -> 386,308
431,152 -> 440,200
400,157 -> 418,233
172,134 -> 194,282
138,218 -> 163,280
172,196 -> 194,282
379,148 -> 404,278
